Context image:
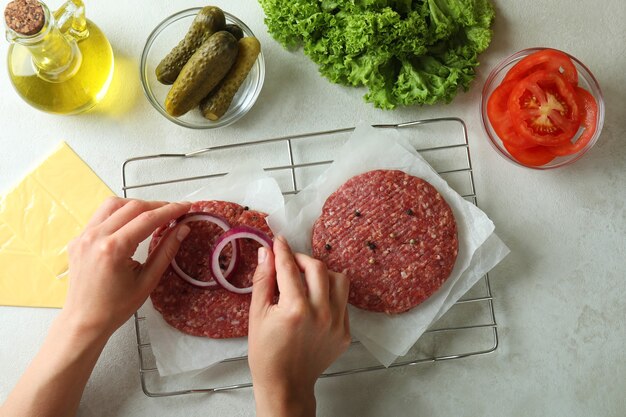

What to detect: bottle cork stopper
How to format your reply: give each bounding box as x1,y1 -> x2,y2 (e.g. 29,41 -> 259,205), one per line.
4,0 -> 44,36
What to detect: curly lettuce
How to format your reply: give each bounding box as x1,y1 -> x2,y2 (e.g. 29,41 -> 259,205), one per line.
258,0 -> 495,109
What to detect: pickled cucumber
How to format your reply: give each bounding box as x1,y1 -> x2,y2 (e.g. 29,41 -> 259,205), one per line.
200,37 -> 261,121
224,24 -> 244,41
155,6 -> 226,85
165,31 -> 239,117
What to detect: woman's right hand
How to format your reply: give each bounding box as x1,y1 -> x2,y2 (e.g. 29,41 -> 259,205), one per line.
248,236 -> 351,417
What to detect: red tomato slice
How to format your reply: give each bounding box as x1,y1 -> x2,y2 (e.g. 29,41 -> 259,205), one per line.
486,81 -> 534,148
548,87 -> 598,156
503,49 -> 578,85
503,141 -> 556,167
508,71 -> 581,146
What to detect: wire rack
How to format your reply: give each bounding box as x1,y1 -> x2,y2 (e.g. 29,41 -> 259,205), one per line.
121,117 -> 498,397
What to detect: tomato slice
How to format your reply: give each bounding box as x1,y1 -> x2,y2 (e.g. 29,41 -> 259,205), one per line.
548,87 -> 598,156
503,141 -> 556,167
508,71 -> 581,146
486,81 -> 534,148
503,49 -> 578,85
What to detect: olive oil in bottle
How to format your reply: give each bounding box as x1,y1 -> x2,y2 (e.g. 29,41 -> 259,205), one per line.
5,0 -> 114,114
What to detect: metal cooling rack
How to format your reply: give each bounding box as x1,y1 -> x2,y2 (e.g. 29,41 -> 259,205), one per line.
122,117 -> 498,397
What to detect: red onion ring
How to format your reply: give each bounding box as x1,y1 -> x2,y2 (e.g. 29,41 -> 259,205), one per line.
210,226 -> 273,294
170,213 -> 238,288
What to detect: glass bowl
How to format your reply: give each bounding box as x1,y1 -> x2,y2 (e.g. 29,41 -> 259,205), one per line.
140,8 -> 265,129
480,47 -> 604,169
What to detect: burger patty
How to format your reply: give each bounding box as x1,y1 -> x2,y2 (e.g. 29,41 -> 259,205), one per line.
311,170 -> 458,314
149,201 -> 271,338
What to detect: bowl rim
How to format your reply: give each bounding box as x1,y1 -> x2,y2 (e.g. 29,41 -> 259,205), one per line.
479,46 -> 605,170
140,7 -> 265,129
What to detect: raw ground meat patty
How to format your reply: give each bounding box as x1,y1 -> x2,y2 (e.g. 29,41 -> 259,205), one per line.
311,170 -> 458,314
149,201 -> 272,338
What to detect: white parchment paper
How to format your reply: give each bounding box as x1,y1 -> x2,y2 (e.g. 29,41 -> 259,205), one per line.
267,122 -> 510,366
143,164 -> 284,376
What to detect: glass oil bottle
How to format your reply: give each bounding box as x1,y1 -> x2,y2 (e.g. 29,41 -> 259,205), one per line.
4,0 -> 114,114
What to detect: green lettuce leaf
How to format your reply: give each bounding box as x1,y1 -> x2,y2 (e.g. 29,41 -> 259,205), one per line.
258,0 -> 495,109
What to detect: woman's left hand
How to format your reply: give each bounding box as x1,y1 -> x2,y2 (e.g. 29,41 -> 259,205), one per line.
63,197 -> 191,336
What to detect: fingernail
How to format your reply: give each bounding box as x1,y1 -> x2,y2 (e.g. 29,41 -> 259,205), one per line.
258,247 -> 267,264
176,225 -> 190,242
276,235 -> 286,244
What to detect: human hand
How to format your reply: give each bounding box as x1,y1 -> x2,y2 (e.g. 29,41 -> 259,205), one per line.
248,236 -> 351,417
62,197 -> 191,337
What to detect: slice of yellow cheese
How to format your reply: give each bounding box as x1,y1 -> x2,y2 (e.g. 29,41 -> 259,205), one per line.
0,220 -> 68,308
0,142 -> 115,308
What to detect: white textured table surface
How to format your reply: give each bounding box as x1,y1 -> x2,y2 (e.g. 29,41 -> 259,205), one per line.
1,0 -> 625,416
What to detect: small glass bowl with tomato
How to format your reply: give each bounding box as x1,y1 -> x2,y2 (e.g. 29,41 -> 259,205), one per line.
480,47 -> 604,169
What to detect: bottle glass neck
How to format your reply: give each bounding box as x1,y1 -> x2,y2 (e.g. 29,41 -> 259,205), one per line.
6,2 -> 81,82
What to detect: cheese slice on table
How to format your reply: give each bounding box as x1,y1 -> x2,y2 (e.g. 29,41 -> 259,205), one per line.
0,142 -> 115,308
0,220 -> 67,308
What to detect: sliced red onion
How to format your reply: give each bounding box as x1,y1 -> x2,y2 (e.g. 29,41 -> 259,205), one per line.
176,212 -> 231,230
170,212 -> 238,288
210,226 -> 273,294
